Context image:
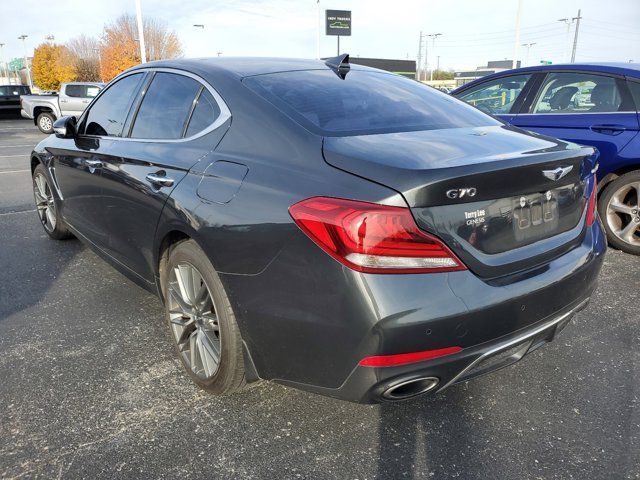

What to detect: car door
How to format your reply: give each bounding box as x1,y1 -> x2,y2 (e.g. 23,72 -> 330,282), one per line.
511,71 -> 640,177
59,84 -> 85,116
97,70 -> 230,283
454,73 -> 536,124
49,72 -> 146,247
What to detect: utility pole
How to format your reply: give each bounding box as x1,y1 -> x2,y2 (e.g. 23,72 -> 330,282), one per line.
135,0 -> 147,63
427,33 -> 442,81
17,34 -> 32,89
522,42 -> 536,66
570,9 -> 582,63
512,0 -> 523,68
416,31 -> 423,81
558,17 -> 573,62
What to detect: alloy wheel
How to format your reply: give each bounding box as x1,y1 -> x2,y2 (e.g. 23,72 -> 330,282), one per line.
39,115 -> 52,132
606,181 -> 640,247
33,173 -> 57,233
167,263 -> 221,379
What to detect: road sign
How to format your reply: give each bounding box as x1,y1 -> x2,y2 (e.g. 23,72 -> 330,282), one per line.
540,60 -> 552,65
9,58 -> 23,71
326,10 -> 351,36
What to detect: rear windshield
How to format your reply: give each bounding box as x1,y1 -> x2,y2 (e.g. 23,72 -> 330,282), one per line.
244,70 -> 498,136
0,85 -> 30,96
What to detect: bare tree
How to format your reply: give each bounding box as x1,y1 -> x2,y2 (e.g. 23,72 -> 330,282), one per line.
66,34 -> 101,81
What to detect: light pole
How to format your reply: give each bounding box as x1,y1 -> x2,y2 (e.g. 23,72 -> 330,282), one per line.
521,42 -> 536,66
570,9 -> 582,63
427,33 -> 442,81
557,18 -> 573,63
134,0 -> 147,63
93,48 -> 103,82
18,34 -> 33,89
0,43 -> 7,84
512,0 -> 523,68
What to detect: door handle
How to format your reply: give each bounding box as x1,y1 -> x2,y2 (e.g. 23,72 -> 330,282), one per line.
84,159 -> 102,173
146,172 -> 175,188
60,99 -> 68,103
590,124 -> 626,135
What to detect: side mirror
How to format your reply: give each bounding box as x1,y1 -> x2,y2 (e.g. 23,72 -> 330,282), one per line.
53,116 -> 77,139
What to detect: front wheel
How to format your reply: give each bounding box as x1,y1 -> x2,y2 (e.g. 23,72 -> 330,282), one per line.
32,164 -> 73,240
163,240 -> 246,394
36,112 -> 55,134
598,171 -> 640,255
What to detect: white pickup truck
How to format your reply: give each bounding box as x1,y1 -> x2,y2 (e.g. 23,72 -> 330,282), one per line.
21,82 -> 104,133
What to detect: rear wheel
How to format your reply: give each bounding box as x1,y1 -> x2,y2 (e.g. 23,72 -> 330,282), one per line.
32,164 -> 73,240
36,112 -> 55,134
598,171 -> 640,255
163,240 -> 246,394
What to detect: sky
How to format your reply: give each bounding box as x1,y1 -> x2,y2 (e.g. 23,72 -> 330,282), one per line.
2,0 -> 639,72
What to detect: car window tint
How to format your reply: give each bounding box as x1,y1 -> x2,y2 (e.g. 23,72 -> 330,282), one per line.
457,74 -> 531,115
245,70 -> 498,136
65,84 -> 85,97
628,80 -> 640,111
84,73 -> 143,137
185,89 -> 221,137
131,73 -> 201,139
532,72 -> 622,114
0,86 -> 29,96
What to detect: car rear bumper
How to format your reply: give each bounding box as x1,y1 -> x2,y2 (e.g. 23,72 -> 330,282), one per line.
223,219 -> 605,403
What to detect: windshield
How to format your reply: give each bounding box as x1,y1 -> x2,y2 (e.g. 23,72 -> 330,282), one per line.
244,70 -> 499,136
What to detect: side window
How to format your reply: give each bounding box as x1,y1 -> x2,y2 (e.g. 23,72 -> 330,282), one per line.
532,72 -> 622,114
185,89 -> 221,137
83,73 -> 143,137
86,86 -> 101,98
130,73 -> 201,139
628,80 -> 640,111
65,84 -> 85,97
457,74 -> 531,115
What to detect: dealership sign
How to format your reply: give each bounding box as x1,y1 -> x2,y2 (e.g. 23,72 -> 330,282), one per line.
326,10 -> 351,36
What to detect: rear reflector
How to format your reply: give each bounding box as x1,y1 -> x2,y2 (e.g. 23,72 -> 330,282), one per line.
359,346 -> 463,367
289,197 -> 465,274
586,176 -> 597,226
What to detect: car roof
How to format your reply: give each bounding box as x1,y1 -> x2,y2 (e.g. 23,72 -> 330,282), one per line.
453,62 -> 640,92
127,56 -> 380,78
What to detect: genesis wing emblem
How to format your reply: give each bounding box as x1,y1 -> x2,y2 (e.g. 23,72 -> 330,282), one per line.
542,166 -> 573,181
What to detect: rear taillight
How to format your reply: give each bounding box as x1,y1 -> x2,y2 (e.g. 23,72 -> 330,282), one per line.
289,197 -> 466,274
359,346 -> 463,367
586,177 -> 597,226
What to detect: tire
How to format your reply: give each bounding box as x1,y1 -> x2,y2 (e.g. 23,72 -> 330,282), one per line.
597,170 -> 640,255
32,163 -> 74,240
163,239 -> 246,394
36,112 -> 55,134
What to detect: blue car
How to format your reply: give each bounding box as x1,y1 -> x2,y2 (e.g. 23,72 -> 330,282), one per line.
453,63 -> 640,255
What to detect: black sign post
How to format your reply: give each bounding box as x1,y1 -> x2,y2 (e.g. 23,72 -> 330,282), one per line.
325,9 -> 351,55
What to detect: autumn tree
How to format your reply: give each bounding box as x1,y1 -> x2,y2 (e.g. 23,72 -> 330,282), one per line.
66,34 -> 101,82
31,43 -> 76,91
99,13 -> 183,81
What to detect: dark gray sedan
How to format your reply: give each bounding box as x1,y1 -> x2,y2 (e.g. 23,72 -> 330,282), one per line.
29,56 -> 605,403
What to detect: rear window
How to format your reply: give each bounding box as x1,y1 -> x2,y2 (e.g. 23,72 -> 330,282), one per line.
244,70 -> 498,136
0,86 -> 30,96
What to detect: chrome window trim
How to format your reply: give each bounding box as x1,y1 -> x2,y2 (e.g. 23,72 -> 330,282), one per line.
78,67 -> 231,143
515,111 -> 636,116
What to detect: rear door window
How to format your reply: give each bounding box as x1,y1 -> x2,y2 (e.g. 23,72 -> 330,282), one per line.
130,72 -> 201,139
65,84 -> 85,97
244,70 -> 498,136
532,72 -> 623,114
83,73 -> 143,137
456,74 -> 532,115
185,89 -> 221,137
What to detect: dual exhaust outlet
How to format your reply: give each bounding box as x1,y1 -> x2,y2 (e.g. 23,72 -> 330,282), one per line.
380,376 -> 440,401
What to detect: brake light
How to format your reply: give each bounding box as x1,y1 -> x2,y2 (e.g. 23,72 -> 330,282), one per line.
289,197 -> 466,274
359,346 -> 463,367
586,177 -> 597,226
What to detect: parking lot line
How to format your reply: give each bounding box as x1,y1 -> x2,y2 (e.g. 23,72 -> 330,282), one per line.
0,169 -> 30,174
0,154 -> 27,158
0,209 -> 35,216
0,144 -> 37,148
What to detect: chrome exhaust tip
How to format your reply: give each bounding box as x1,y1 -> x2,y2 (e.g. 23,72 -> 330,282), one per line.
381,376 -> 440,401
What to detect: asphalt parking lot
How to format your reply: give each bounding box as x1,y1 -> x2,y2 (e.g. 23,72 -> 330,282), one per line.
0,116 -> 638,479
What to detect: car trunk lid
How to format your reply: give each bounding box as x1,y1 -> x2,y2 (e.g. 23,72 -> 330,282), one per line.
322,125 -> 597,278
